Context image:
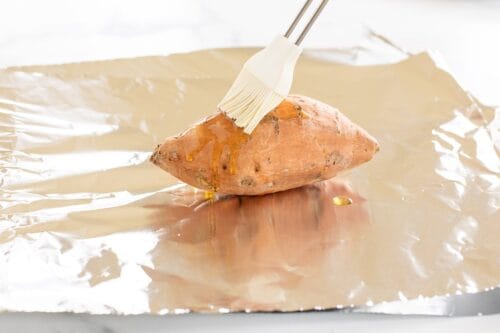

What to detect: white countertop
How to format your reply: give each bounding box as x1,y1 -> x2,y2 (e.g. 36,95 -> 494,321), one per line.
0,311 -> 500,333
0,0 -> 499,331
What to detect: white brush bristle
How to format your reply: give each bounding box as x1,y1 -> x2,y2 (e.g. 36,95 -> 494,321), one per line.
218,69 -> 284,134
217,35 -> 302,135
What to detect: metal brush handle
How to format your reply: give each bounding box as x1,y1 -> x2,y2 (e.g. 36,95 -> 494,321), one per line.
284,0 -> 330,46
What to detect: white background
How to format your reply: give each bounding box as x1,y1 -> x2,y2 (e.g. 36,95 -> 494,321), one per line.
1,0 -> 500,106
1,0 -> 499,332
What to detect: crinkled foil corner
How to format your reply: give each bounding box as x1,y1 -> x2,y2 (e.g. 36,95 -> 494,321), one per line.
0,37 -> 499,315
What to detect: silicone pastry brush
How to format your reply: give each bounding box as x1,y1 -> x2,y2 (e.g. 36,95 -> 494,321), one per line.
218,0 -> 330,134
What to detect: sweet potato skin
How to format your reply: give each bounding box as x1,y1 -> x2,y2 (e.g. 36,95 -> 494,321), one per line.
151,95 -> 379,195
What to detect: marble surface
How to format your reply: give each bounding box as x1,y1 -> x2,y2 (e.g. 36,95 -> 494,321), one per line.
0,0 -> 499,331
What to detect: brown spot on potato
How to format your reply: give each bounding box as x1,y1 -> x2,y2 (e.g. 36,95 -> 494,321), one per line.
196,173 -> 210,187
254,162 -> 261,173
270,115 -> 280,135
325,151 -> 343,166
150,146 -> 162,164
168,151 -> 179,162
240,176 -> 255,187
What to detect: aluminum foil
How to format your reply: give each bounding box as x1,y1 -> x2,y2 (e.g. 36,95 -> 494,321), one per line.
0,38 -> 499,314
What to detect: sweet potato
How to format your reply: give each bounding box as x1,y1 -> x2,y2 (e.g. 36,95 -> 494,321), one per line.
151,95 -> 379,195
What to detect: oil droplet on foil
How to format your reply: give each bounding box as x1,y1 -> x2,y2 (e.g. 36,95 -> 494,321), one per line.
204,191 -> 216,200
332,195 -> 353,206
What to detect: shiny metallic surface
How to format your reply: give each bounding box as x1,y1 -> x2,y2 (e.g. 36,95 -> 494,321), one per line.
354,288 -> 500,316
0,37 -> 498,314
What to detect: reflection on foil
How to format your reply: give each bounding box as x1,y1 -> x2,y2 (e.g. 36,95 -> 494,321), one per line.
0,35 -> 499,314
144,180 -> 369,313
